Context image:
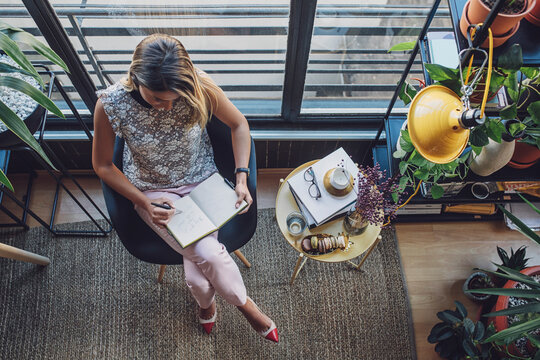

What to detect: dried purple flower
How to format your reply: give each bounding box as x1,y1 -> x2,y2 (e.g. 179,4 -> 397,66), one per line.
353,164 -> 402,226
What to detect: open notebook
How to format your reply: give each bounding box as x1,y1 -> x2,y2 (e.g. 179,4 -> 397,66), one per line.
166,173 -> 248,248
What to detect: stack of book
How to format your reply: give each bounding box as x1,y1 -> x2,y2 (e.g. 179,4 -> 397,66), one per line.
287,148 -> 359,229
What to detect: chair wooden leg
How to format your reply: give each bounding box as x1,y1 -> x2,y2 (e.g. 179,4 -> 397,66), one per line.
157,264 -> 166,283
0,242 -> 50,266
233,250 -> 251,268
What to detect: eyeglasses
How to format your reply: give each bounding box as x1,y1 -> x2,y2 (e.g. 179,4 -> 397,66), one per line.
303,166 -> 322,200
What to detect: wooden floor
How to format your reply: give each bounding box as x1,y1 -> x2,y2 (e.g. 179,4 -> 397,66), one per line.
1,169 -> 539,359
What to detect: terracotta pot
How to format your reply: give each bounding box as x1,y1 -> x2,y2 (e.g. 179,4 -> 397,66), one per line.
525,0 -> 540,25
493,266 -> 540,357
467,0 -> 536,36
460,1 -> 522,48
508,141 -> 540,169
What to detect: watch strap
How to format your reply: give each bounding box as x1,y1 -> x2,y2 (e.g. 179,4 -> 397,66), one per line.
234,167 -> 250,177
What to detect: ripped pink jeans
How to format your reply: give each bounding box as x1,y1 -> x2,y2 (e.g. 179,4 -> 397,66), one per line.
134,183 -> 247,309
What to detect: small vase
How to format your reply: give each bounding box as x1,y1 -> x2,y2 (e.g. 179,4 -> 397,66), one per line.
343,206 -> 368,236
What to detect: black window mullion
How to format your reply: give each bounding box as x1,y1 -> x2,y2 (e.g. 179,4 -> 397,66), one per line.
281,0 -> 317,122
22,0 -> 98,113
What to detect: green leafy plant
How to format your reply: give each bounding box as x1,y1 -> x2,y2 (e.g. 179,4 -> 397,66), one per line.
519,98 -> 540,151
428,300 -> 496,359
388,41 -> 416,53
497,245 -> 530,271
0,20 -> 69,191
393,128 -> 471,199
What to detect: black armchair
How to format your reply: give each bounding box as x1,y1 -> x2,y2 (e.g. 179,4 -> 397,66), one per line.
101,117 -> 257,282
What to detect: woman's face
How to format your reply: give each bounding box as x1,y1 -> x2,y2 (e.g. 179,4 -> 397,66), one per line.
139,85 -> 180,111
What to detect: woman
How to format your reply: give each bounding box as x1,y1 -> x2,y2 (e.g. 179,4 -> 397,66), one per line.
92,34 -> 278,342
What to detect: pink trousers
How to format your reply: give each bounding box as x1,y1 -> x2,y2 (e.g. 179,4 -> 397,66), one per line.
134,183 -> 247,309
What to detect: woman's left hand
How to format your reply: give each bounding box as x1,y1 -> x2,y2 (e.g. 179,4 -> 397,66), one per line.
235,182 -> 253,214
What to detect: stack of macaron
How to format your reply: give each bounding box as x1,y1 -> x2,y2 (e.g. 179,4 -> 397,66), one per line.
301,233 -> 348,255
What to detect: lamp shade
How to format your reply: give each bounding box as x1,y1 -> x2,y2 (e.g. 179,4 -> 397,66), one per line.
407,85 -> 469,164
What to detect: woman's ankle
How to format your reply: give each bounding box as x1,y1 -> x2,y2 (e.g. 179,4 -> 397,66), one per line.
199,300 -> 216,320
237,298 -> 272,332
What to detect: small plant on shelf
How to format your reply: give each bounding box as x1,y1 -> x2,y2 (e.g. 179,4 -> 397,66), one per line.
393,128 -> 471,199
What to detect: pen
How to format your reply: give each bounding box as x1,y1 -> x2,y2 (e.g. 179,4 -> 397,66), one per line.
151,202 -> 172,210
224,177 -> 235,190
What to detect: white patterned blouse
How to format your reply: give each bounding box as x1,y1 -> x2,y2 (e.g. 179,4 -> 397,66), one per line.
97,82 -> 218,191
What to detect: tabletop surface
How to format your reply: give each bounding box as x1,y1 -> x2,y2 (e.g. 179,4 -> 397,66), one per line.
275,161 -> 381,263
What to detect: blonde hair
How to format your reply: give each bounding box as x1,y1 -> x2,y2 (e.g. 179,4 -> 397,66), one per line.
121,34 -> 219,128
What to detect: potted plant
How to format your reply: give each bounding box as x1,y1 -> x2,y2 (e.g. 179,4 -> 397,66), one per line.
428,300 -> 496,359
0,20 -> 68,191
497,246 -> 530,269
464,271 -> 496,302
508,101 -> 540,168
467,265 -> 540,358
494,245 -> 530,287
343,163 -> 402,234
464,197 -> 540,358
393,127 -> 472,199
460,0 -> 537,48
525,0 -> 540,24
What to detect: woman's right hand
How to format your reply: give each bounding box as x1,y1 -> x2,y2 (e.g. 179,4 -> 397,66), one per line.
144,197 -> 176,227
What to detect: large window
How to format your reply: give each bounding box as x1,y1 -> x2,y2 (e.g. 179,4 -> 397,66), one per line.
50,0 -> 289,116
302,0 -> 451,114
2,0 -> 452,123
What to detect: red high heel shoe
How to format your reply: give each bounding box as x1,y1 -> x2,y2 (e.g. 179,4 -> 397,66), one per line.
246,297 -> 279,343
198,308 -> 216,335
259,320 -> 279,343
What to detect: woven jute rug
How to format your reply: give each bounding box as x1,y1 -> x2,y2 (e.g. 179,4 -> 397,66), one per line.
0,208 -> 416,360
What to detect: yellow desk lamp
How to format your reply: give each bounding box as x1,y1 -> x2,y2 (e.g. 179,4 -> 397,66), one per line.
383,27 -> 494,227
407,26 -> 493,164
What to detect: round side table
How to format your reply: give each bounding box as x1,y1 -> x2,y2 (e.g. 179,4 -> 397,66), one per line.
275,160 -> 382,284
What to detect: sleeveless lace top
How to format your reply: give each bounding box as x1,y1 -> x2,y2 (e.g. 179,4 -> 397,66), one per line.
97,82 -> 218,191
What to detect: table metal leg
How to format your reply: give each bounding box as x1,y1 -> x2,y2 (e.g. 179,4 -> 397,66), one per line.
0,242 -> 50,265
290,253 -> 308,284
349,235 -> 382,270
